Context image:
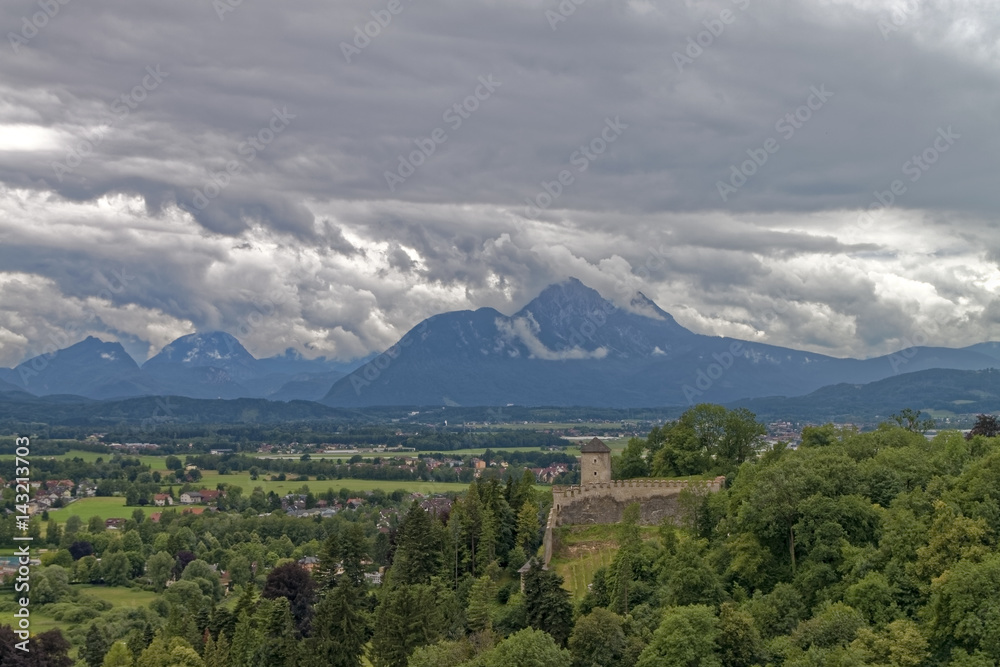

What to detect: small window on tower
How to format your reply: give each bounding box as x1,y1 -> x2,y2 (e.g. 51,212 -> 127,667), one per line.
593,458 -> 597,463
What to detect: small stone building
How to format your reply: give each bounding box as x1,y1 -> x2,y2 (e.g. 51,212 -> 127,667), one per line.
580,437 -> 611,484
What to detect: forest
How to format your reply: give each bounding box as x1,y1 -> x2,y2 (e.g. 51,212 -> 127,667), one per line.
4,407 -> 1000,666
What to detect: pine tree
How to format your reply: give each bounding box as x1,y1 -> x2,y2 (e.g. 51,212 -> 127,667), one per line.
340,522 -> 370,589
316,529 -> 342,590
610,503 -> 641,615
523,560 -> 574,646
84,623 -> 110,667
458,485 -> 484,577
467,574 -> 496,633
306,584 -> 368,667
233,582 -> 258,619
165,603 -> 202,649
389,501 -> 443,586
203,631 -> 231,667
516,500 -> 540,552
253,597 -> 300,667
371,584 -> 444,667
228,613 -> 259,667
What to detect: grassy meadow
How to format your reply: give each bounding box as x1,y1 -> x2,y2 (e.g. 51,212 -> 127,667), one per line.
549,523 -> 659,599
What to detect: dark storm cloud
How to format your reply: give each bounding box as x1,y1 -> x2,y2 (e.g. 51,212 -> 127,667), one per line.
0,0 -> 999,365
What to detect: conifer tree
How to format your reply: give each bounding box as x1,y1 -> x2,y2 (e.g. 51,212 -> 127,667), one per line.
467,574 -> 496,633
203,631 -> 231,667
306,584 -> 367,667
84,623 -> 110,667
253,597 -> 300,667
227,613 -> 259,667
390,501 -> 444,586
523,560 -> 574,646
516,500 -> 540,552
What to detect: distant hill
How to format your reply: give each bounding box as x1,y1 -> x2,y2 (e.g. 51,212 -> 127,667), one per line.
0,391 -> 364,426
733,367 -> 1000,422
1,364 -> 998,430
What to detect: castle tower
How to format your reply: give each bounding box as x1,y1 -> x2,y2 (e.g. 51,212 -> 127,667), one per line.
580,437 -> 611,484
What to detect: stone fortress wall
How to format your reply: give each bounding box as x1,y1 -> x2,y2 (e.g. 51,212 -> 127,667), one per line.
551,477 -> 726,526
538,437 -> 726,568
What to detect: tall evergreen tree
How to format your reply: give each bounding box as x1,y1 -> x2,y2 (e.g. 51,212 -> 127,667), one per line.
253,598 -> 300,667
340,522 -> 371,590
203,631 -> 230,667
610,503 -> 641,615
228,613 -> 259,667
516,501 -> 541,552
371,584 -> 445,667
306,584 -> 367,667
523,560 -> 574,646
84,623 -> 110,667
389,501 -> 444,586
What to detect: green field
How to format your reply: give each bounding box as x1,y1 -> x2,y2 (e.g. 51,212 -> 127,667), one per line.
47,497 -> 132,524
32,449 -> 166,470
194,471 -> 471,496
75,584 -> 160,608
0,584 -> 161,647
44,475 -> 474,526
253,445 -> 550,460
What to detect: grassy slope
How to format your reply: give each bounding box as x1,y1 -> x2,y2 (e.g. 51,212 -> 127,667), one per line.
548,523 -> 659,599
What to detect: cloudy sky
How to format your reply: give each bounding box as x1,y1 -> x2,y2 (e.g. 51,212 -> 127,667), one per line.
1,0 -> 999,367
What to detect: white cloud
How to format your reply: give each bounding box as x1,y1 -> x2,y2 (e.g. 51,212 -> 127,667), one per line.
496,314 -> 608,361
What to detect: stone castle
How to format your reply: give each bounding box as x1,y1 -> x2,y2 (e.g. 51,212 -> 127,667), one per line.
553,438 -> 725,525
541,437 -> 725,565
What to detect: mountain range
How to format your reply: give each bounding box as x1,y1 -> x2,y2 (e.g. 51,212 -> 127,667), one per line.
320,278 -> 1000,408
2,278 -> 998,408
0,332 -> 351,402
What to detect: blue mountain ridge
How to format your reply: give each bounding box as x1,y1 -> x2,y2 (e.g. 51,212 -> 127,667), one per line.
2,278 -> 997,407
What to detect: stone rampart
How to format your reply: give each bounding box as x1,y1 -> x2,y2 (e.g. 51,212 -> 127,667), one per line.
551,477 -> 726,526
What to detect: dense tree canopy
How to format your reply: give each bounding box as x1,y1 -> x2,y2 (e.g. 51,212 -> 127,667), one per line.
7,407 -> 1000,667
